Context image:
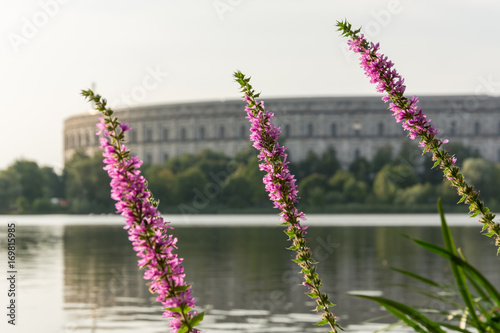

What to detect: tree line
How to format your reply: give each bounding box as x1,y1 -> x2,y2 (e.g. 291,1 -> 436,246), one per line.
2,142 -> 500,214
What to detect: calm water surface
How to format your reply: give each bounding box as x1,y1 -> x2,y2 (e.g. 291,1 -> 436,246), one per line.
0,214 -> 499,333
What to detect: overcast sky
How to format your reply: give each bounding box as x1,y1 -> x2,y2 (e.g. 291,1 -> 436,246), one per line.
1,0 -> 500,171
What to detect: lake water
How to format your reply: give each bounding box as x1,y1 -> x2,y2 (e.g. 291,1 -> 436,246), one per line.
0,214 -> 499,333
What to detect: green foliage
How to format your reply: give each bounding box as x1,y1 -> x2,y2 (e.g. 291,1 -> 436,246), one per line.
317,146 -> 341,176
351,199 -> 500,332
395,183 -> 435,206
373,165 -> 398,203
299,173 -> 329,207
64,151 -> 115,213
371,145 -> 393,174
349,157 -> 371,184
3,144 -> 500,214
172,166 -> 209,205
0,168 -> 21,213
143,165 -> 175,207
462,158 -> 495,200
293,147 -> 341,181
0,159 -> 62,213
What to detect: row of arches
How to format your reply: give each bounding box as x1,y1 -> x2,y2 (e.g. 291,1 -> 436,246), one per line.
64,121 -> 386,150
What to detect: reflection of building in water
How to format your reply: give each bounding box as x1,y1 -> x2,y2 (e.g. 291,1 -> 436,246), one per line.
64,95 -> 500,167
63,225 -> 151,307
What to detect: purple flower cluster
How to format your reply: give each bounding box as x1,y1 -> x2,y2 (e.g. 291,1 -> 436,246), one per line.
348,36 -> 440,145
235,72 -> 339,333
244,95 -> 305,224
338,20 -> 500,250
84,90 -> 202,333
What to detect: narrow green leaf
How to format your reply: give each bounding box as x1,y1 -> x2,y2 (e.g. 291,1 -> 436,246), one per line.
177,324 -> 189,333
165,306 -> 182,312
390,267 -> 440,287
457,195 -> 467,204
413,239 -> 500,307
351,295 -> 443,333
189,312 -> 205,328
314,318 -> 329,326
437,198 -> 482,328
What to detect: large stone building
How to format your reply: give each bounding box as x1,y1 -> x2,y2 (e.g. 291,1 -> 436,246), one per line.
64,95 -> 500,167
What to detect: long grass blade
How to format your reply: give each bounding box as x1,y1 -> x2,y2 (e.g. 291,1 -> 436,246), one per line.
390,267 -> 441,287
437,199 -> 482,329
414,238 -> 500,306
351,294 -> 447,333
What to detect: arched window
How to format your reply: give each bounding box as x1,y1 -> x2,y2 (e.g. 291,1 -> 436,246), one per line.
145,153 -> 153,164
284,124 -> 290,137
144,127 -> 153,142
199,126 -> 205,140
330,123 -> 337,137
307,123 -> 313,137
128,131 -> 137,144
162,127 -> 169,141
85,133 -> 90,146
474,122 -> 480,136
450,121 -> 456,136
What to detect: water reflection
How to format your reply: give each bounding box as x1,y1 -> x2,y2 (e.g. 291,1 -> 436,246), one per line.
0,217 -> 499,333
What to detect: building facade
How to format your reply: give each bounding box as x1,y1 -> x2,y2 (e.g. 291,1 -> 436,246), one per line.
64,95 -> 500,167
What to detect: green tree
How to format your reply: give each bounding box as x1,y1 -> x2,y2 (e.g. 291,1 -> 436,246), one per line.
316,147 -> 341,177
299,173 -> 328,207
373,165 -> 398,203
349,157 -> 371,184
371,145 -> 393,174
172,166 -> 209,206
328,170 -> 355,192
236,156 -> 268,205
326,170 -> 368,204
9,160 -> 46,211
343,177 -> 369,203
461,158 -> 495,201
394,183 -> 435,206
295,150 -> 320,180
41,166 -> 64,199
143,165 -> 175,207
221,174 -> 253,208
0,168 -> 21,213
64,151 -> 115,213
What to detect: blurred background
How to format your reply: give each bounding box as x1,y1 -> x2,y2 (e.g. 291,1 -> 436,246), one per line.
1,1 -> 500,332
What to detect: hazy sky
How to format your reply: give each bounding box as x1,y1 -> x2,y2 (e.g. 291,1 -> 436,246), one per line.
1,0 -> 500,171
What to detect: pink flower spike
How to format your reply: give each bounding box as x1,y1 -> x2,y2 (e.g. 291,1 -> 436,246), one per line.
83,90 -> 200,333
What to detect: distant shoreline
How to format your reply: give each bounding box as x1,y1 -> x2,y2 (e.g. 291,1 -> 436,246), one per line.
0,210 -> 483,227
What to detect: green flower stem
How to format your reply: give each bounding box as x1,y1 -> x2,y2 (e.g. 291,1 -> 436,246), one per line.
337,20 -> 500,253
235,72 -> 340,332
